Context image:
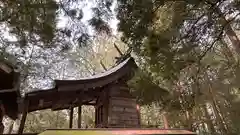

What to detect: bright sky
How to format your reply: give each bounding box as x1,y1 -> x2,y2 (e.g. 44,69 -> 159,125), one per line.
57,0 -> 119,35
2,0 -> 119,47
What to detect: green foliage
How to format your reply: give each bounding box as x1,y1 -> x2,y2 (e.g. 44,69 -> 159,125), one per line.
117,0 -> 201,80
0,0 -> 58,45
0,0 -> 116,50
140,104 -> 164,127
118,0 -> 240,134
1,0 -> 240,134
128,70 -> 169,105
117,0 -> 240,80
24,110 -> 68,133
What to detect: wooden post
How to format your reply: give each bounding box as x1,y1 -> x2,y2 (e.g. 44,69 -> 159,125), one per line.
95,106 -> 98,128
78,106 -> 82,128
0,102 -> 5,134
7,121 -> 14,134
114,43 -> 123,56
69,107 -> 74,128
18,100 -> 29,134
136,104 -> 141,127
162,112 -> 169,129
100,60 -> 107,71
0,115 -> 3,134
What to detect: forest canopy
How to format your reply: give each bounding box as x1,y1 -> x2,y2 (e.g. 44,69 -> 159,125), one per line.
1,0 -> 240,134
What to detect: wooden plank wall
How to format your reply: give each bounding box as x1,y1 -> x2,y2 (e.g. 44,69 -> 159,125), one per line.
108,83 -> 140,128
95,88 -> 109,128
108,97 -> 140,127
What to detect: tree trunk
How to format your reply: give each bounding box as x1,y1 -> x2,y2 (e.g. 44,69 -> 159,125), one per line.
217,7 -> 240,53
223,19 -> 240,53
208,85 -> 228,134
0,121 -> 3,134
0,103 -> 5,134
203,103 -> 216,134
215,101 -> 230,133
185,110 -> 193,131
162,112 -> 169,129
201,121 -> 208,133
55,111 -> 59,128
7,121 -> 14,134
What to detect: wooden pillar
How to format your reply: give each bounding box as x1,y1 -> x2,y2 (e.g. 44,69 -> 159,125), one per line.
7,121 -> 14,134
0,103 -> 4,134
0,101 -> 6,134
0,115 -> 3,134
69,107 -> 74,128
18,100 -> 29,134
136,104 -> 141,127
95,106 -> 98,128
163,112 -> 169,129
78,106 -> 82,128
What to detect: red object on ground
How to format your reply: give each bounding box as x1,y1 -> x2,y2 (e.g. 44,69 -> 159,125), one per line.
136,105 -> 140,111
108,129 -> 195,135
45,128 -> 196,135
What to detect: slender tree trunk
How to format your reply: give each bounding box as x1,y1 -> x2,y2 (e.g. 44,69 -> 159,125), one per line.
220,40 -> 236,63
55,111 -> 59,128
7,121 -> 14,134
203,103 -> 216,134
217,7 -> 240,53
201,121 -> 207,133
208,85 -> 228,134
0,104 -> 5,134
215,101 -> 230,133
0,120 -> 3,134
185,110 -> 193,131
176,83 -> 193,131
223,19 -> 240,53
162,112 -> 169,129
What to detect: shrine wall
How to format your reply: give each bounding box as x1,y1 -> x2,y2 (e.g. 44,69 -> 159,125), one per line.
107,83 -> 140,128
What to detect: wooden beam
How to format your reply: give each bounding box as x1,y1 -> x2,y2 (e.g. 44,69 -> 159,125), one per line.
52,98 -> 96,111
69,107 -> 74,128
100,60 -> 107,71
18,100 -> 29,134
78,106 -> 82,128
84,102 -> 96,106
0,62 -> 12,73
114,43 -> 123,56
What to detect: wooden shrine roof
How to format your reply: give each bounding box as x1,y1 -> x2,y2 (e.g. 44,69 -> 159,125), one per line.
23,87 -> 100,112
21,57 -> 137,113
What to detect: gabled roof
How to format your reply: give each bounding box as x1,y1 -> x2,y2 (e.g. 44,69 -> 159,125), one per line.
55,57 -> 137,91
23,57 -> 137,112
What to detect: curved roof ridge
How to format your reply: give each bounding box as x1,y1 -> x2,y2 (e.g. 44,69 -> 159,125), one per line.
55,57 -> 133,82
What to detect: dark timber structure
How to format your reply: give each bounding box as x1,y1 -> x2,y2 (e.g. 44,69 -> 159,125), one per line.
0,56 -> 195,135
18,57 -> 141,134
0,61 -> 21,134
